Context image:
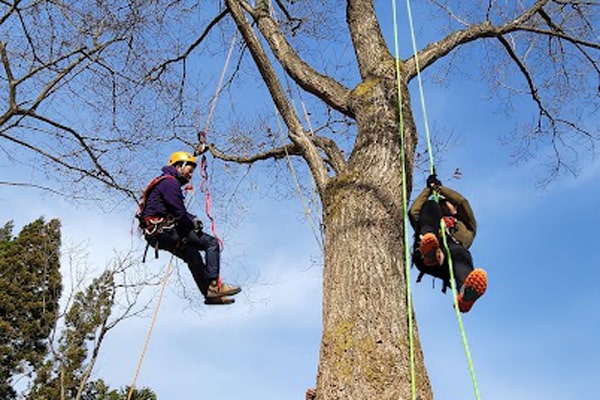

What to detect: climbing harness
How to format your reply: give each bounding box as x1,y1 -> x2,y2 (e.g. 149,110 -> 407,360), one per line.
136,175 -> 178,262
140,216 -> 176,262
392,0 -> 482,399
135,175 -> 176,227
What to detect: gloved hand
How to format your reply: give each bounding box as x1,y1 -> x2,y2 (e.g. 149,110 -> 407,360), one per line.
195,131 -> 208,155
195,142 -> 207,155
193,218 -> 203,233
426,173 -> 442,189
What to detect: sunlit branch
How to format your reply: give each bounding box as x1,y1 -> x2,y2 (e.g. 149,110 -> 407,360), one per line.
209,141 -> 302,164
0,40 -> 16,109
226,0 -> 329,191
241,0 -> 353,117
209,132 -> 344,173
406,0 -> 551,78
312,135 -> 345,174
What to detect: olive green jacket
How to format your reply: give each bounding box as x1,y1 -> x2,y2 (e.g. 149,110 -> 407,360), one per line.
408,186 -> 477,249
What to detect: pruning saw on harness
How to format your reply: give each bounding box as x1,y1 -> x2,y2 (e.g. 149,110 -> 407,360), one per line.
136,150 -> 241,305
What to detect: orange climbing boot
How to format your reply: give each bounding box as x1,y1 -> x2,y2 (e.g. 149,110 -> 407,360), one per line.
457,269 -> 487,313
419,233 -> 444,266
206,279 -> 241,299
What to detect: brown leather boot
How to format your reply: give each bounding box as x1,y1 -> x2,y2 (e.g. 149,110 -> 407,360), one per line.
206,279 -> 241,298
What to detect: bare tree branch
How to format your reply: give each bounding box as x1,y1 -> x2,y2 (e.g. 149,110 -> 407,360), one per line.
245,0 -> 354,117
0,129 -> 134,198
405,0 -> 552,79
0,40 -> 16,110
497,34 -> 547,116
516,26 -> 600,50
272,0 -> 302,33
0,181 -> 100,200
225,0 -> 330,192
209,132 -> 345,173
0,1 -> 20,27
29,43 -> 120,113
346,0 -> 394,77
429,0 -> 470,26
147,7 -> 230,81
210,141 -> 301,163
312,135 -> 346,174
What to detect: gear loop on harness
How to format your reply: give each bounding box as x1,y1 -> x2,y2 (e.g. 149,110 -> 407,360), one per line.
142,216 -> 175,237
140,215 -> 176,263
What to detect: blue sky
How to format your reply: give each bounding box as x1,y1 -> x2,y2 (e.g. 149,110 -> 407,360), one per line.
3,92 -> 599,400
1,2 -> 599,399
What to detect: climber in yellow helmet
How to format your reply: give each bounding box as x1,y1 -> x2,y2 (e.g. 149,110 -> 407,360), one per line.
137,151 -> 241,305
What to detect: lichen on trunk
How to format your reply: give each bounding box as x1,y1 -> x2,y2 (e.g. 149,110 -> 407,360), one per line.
316,74 -> 431,399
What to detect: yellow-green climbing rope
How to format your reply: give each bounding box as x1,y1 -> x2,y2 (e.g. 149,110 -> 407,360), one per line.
391,0 -> 482,398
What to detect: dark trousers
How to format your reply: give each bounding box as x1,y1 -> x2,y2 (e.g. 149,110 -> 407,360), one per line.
146,228 -> 220,296
413,200 -> 473,289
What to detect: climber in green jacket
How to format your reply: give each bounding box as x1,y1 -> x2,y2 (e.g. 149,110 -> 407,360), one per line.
409,174 -> 487,313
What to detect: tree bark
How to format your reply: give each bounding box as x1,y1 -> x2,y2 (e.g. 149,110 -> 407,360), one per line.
317,66 -> 431,399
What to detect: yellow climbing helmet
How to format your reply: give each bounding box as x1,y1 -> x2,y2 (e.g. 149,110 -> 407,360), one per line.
168,151 -> 197,166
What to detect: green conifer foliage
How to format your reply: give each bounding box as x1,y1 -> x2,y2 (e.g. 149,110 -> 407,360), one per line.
26,269 -> 115,399
0,218 -> 62,399
1,218 -> 156,399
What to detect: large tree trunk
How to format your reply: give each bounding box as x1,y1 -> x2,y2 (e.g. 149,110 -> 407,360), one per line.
317,72 -> 432,399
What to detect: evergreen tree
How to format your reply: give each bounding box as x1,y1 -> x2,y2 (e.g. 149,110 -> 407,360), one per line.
0,218 -> 62,399
28,270 -> 116,399
1,219 -> 155,399
81,381 -> 158,400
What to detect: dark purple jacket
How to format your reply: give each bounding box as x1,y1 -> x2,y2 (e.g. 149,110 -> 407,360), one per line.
141,166 -> 196,236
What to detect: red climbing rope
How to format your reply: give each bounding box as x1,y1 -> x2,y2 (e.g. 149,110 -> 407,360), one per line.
197,131 -> 224,249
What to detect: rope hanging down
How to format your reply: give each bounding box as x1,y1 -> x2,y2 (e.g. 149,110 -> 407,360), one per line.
194,33 -> 238,249
126,254 -> 176,400
403,0 -> 482,395
274,101 -> 324,253
390,0 -> 417,399
277,72 -> 325,251
391,0 -> 482,398
197,130 -> 224,249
